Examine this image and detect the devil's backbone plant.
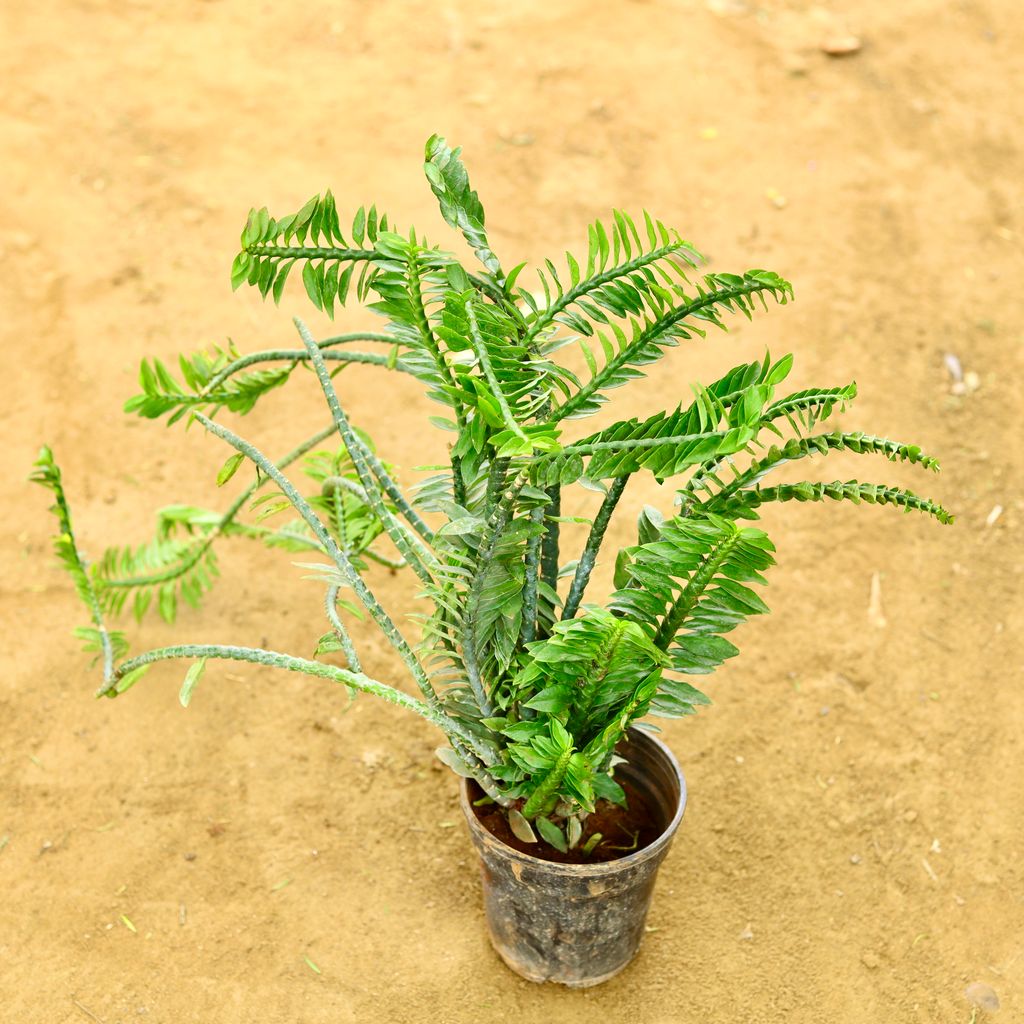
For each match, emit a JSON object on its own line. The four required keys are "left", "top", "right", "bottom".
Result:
{"left": 34, "top": 137, "right": 952, "bottom": 855}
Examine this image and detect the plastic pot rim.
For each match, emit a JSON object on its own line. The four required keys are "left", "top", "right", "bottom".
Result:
{"left": 459, "top": 726, "right": 687, "bottom": 878}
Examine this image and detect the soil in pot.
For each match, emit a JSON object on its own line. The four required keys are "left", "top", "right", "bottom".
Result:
{"left": 466, "top": 774, "right": 666, "bottom": 865}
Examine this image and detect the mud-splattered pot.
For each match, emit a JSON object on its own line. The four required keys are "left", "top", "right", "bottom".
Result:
{"left": 459, "top": 727, "right": 687, "bottom": 987}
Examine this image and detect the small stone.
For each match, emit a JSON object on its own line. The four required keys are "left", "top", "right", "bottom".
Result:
{"left": 985, "top": 504, "right": 1003, "bottom": 527}
{"left": 943, "top": 352, "right": 964, "bottom": 383}
{"left": 904, "top": 810, "right": 918, "bottom": 823}
{"left": 820, "top": 706, "right": 831, "bottom": 716}
{"left": 183, "top": 852, "right": 197, "bottom": 861}
{"left": 821, "top": 34, "right": 862, "bottom": 56}
{"left": 738, "top": 923, "right": 754, "bottom": 941}
{"left": 861, "top": 951, "right": 880, "bottom": 969}
{"left": 850, "top": 854, "right": 862, "bottom": 865}
{"left": 965, "top": 982, "right": 1000, "bottom": 1012}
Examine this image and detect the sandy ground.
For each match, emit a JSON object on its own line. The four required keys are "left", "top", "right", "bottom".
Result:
{"left": 2, "top": 1, "right": 1022, "bottom": 1021}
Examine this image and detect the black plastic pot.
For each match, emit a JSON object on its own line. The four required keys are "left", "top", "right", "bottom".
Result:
{"left": 460, "top": 727, "right": 686, "bottom": 987}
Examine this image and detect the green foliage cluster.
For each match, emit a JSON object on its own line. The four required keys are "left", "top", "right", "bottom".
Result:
{"left": 34, "top": 137, "right": 951, "bottom": 855}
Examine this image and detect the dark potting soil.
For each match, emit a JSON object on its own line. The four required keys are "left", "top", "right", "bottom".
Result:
{"left": 468, "top": 775, "right": 666, "bottom": 865}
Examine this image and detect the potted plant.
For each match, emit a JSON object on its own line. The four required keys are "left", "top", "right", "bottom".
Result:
{"left": 33, "top": 136, "right": 952, "bottom": 987}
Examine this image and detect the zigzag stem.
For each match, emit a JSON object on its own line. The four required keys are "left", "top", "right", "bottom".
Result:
{"left": 561, "top": 474, "right": 629, "bottom": 621}
{"left": 245, "top": 245, "right": 376, "bottom": 263}
{"left": 351, "top": 438, "right": 435, "bottom": 544}
{"left": 538, "top": 484, "right": 561, "bottom": 626}
{"left": 321, "top": 473, "right": 431, "bottom": 553}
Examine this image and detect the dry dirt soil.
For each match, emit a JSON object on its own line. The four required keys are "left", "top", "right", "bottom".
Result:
{"left": 2, "top": 1, "right": 1022, "bottom": 1022}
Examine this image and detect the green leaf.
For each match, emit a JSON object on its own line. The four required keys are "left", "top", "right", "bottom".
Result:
{"left": 536, "top": 816, "right": 568, "bottom": 853}
{"left": 179, "top": 658, "right": 207, "bottom": 708}
{"left": 524, "top": 684, "right": 574, "bottom": 714}
{"left": 216, "top": 452, "right": 245, "bottom": 487}
{"left": 315, "top": 632, "right": 346, "bottom": 655}
{"left": 507, "top": 808, "right": 537, "bottom": 843}
{"left": 424, "top": 134, "right": 502, "bottom": 275}
{"left": 113, "top": 664, "right": 150, "bottom": 695}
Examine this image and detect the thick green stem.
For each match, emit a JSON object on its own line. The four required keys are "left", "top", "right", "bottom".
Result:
{"left": 351, "top": 443, "right": 435, "bottom": 544}
{"left": 561, "top": 475, "right": 629, "bottom": 620}
{"left": 246, "top": 244, "right": 376, "bottom": 263}
{"left": 538, "top": 484, "right": 561, "bottom": 636}
{"left": 484, "top": 456, "right": 510, "bottom": 515}
{"left": 190, "top": 411, "right": 450, "bottom": 731}
{"left": 321, "top": 476, "right": 429, "bottom": 552}
{"left": 294, "top": 318, "right": 439, "bottom": 583}
{"left": 520, "top": 505, "right": 544, "bottom": 644}
{"left": 107, "top": 643, "right": 446, "bottom": 725}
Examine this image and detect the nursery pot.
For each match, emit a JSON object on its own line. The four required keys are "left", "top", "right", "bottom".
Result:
{"left": 460, "top": 727, "right": 686, "bottom": 987}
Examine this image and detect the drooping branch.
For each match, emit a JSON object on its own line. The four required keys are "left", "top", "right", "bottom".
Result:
{"left": 190, "top": 411, "right": 455, "bottom": 733}
{"left": 294, "top": 318, "right": 439, "bottom": 583}
{"left": 109, "top": 643, "right": 446, "bottom": 728}
{"left": 101, "top": 423, "right": 338, "bottom": 591}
